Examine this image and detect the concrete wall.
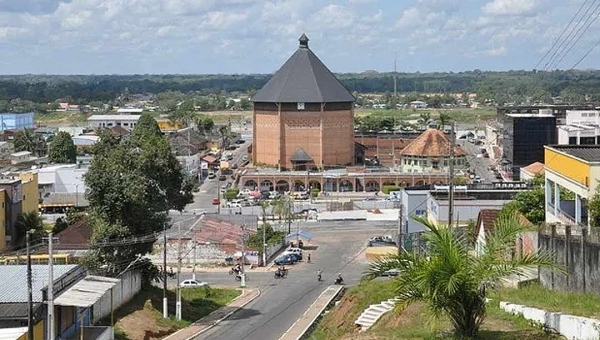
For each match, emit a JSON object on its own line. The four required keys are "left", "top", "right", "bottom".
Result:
{"left": 539, "top": 225, "right": 600, "bottom": 294}
{"left": 92, "top": 270, "right": 142, "bottom": 324}
{"left": 501, "top": 301, "right": 600, "bottom": 340}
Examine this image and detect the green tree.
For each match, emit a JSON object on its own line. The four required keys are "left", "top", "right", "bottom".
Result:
{"left": 417, "top": 112, "right": 432, "bottom": 129}
{"left": 14, "top": 128, "right": 45, "bottom": 156}
{"left": 48, "top": 131, "right": 76, "bottom": 163}
{"left": 363, "top": 213, "right": 557, "bottom": 338}
{"left": 588, "top": 182, "right": 600, "bottom": 228}
{"left": 130, "top": 113, "right": 161, "bottom": 143}
{"left": 505, "top": 175, "right": 545, "bottom": 224}
{"left": 52, "top": 217, "right": 69, "bottom": 235}
{"left": 84, "top": 117, "right": 193, "bottom": 280}
{"left": 15, "top": 211, "right": 45, "bottom": 245}
{"left": 438, "top": 111, "right": 451, "bottom": 129}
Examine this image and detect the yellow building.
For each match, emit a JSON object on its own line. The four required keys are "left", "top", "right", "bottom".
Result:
{"left": 156, "top": 119, "right": 183, "bottom": 133}
{"left": 19, "top": 172, "right": 39, "bottom": 214}
{"left": 544, "top": 145, "right": 600, "bottom": 226}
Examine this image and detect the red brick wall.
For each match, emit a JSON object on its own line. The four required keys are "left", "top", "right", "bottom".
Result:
{"left": 282, "top": 111, "right": 323, "bottom": 168}
{"left": 321, "top": 110, "right": 354, "bottom": 166}
{"left": 254, "top": 111, "right": 280, "bottom": 166}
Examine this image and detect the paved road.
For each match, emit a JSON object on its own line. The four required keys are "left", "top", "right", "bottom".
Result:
{"left": 183, "top": 221, "right": 394, "bottom": 340}
{"left": 457, "top": 140, "right": 497, "bottom": 183}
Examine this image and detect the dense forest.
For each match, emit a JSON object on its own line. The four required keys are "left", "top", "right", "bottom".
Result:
{"left": 1, "top": 69, "right": 600, "bottom": 109}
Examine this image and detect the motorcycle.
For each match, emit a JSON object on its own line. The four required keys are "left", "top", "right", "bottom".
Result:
{"left": 229, "top": 267, "right": 241, "bottom": 275}
{"left": 334, "top": 276, "right": 344, "bottom": 285}
{"left": 317, "top": 273, "right": 322, "bottom": 281}
{"left": 234, "top": 273, "right": 249, "bottom": 282}
{"left": 274, "top": 269, "right": 288, "bottom": 279}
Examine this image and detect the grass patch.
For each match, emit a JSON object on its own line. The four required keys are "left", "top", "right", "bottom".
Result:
{"left": 35, "top": 111, "right": 88, "bottom": 123}
{"left": 494, "top": 283, "right": 600, "bottom": 319}
{"left": 310, "top": 280, "right": 562, "bottom": 340}
{"left": 355, "top": 107, "right": 497, "bottom": 123}
{"left": 105, "top": 285, "right": 240, "bottom": 340}
{"left": 311, "top": 279, "right": 397, "bottom": 339}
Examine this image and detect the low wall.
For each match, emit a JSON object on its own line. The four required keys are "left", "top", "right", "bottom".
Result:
{"left": 92, "top": 270, "right": 142, "bottom": 323}
{"left": 500, "top": 301, "right": 600, "bottom": 340}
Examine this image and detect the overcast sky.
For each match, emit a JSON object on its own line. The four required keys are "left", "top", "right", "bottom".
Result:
{"left": 0, "top": 0, "right": 597, "bottom": 74}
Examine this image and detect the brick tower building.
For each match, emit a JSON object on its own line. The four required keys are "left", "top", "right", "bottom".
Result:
{"left": 252, "top": 34, "right": 355, "bottom": 170}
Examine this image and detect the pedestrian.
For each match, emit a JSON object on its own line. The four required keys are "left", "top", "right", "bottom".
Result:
{"left": 307, "top": 253, "right": 311, "bottom": 263}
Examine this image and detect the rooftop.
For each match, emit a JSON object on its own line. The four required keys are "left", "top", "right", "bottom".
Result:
{"left": 88, "top": 115, "right": 141, "bottom": 121}
{"left": 546, "top": 145, "right": 600, "bottom": 163}
{"left": 54, "top": 275, "right": 119, "bottom": 308}
{"left": 0, "top": 265, "right": 79, "bottom": 303}
{"left": 505, "top": 113, "right": 555, "bottom": 118}
{"left": 399, "top": 129, "right": 466, "bottom": 157}
{"left": 252, "top": 34, "right": 355, "bottom": 103}
{"left": 521, "top": 161, "right": 545, "bottom": 176}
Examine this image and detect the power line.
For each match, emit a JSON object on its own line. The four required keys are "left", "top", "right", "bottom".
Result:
{"left": 535, "top": 0, "right": 592, "bottom": 69}
{"left": 554, "top": 4, "right": 600, "bottom": 68}
{"left": 571, "top": 38, "right": 600, "bottom": 69}
{"left": 545, "top": 0, "right": 600, "bottom": 69}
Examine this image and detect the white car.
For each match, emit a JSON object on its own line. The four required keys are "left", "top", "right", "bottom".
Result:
{"left": 227, "top": 202, "right": 242, "bottom": 208}
{"left": 180, "top": 279, "right": 209, "bottom": 288}
{"left": 282, "top": 247, "right": 303, "bottom": 257}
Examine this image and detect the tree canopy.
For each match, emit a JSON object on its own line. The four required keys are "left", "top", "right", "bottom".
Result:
{"left": 84, "top": 117, "right": 193, "bottom": 281}
{"left": 48, "top": 131, "right": 76, "bottom": 163}
{"left": 504, "top": 175, "right": 545, "bottom": 224}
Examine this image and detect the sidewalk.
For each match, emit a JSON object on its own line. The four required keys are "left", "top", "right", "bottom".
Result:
{"left": 164, "top": 288, "right": 261, "bottom": 340}
{"left": 278, "top": 285, "right": 344, "bottom": 340}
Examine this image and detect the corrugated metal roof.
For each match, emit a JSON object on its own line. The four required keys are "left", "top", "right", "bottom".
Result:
{"left": 0, "top": 265, "right": 79, "bottom": 303}
{"left": 0, "top": 303, "right": 40, "bottom": 320}
{"left": 252, "top": 34, "right": 355, "bottom": 103}
{"left": 54, "top": 276, "right": 119, "bottom": 308}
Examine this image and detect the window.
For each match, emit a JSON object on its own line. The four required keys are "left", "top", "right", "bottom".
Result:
{"left": 297, "top": 102, "right": 305, "bottom": 110}
{"left": 124, "top": 123, "right": 129, "bottom": 126}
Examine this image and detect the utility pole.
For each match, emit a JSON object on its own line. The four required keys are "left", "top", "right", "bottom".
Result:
{"left": 217, "top": 183, "right": 221, "bottom": 215}
{"left": 240, "top": 224, "right": 246, "bottom": 288}
{"left": 287, "top": 199, "right": 293, "bottom": 234}
{"left": 192, "top": 239, "right": 197, "bottom": 281}
{"left": 448, "top": 122, "right": 456, "bottom": 228}
{"left": 393, "top": 52, "right": 397, "bottom": 107}
{"left": 47, "top": 232, "right": 55, "bottom": 340}
{"left": 398, "top": 204, "right": 403, "bottom": 255}
{"left": 163, "top": 223, "right": 168, "bottom": 319}
{"left": 262, "top": 220, "right": 267, "bottom": 266}
{"left": 176, "top": 222, "right": 182, "bottom": 320}
{"left": 26, "top": 232, "right": 33, "bottom": 340}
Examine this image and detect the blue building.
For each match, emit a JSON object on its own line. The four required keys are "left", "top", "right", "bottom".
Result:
{"left": 0, "top": 112, "right": 34, "bottom": 132}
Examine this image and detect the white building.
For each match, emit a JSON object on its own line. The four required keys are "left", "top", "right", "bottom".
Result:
{"left": 72, "top": 135, "right": 100, "bottom": 148}
{"left": 565, "top": 109, "right": 600, "bottom": 125}
{"left": 88, "top": 115, "right": 140, "bottom": 130}
{"left": 11, "top": 151, "right": 31, "bottom": 165}
{"left": 557, "top": 109, "right": 600, "bottom": 145}
{"left": 0, "top": 142, "right": 11, "bottom": 160}
{"left": 399, "top": 129, "right": 467, "bottom": 173}
{"left": 36, "top": 164, "right": 87, "bottom": 198}
{"left": 116, "top": 108, "right": 143, "bottom": 114}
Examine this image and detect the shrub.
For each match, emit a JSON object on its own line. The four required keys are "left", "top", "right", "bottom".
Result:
{"left": 382, "top": 185, "right": 401, "bottom": 194}
{"left": 224, "top": 189, "right": 239, "bottom": 200}
{"left": 311, "top": 188, "right": 320, "bottom": 197}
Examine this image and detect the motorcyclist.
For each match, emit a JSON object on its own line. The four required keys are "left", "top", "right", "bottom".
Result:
{"left": 335, "top": 273, "right": 344, "bottom": 284}
{"left": 234, "top": 263, "right": 242, "bottom": 274}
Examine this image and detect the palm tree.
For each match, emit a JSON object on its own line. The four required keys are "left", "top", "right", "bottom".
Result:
{"left": 15, "top": 211, "right": 45, "bottom": 246}
{"left": 14, "top": 128, "right": 40, "bottom": 155}
{"left": 438, "top": 112, "right": 451, "bottom": 130}
{"left": 417, "top": 112, "right": 431, "bottom": 130}
{"left": 363, "top": 211, "right": 558, "bottom": 338}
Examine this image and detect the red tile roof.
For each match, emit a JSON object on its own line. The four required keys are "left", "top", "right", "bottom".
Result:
{"left": 55, "top": 217, "right": 92, "bottom": 250}
{"left": 202, "top": 155, "right": 217, "bottom": 164}
{"left": 193, "top": 216, "right": 256, "bottom": 253}
{"left": 399, "top": 129, "right": 466, "bottom": 157}
{"left": 522, "top": 162, "right": 545, "bottom": 176}
{"left": 474, "top": 209, "right": 533, "bottom": 240}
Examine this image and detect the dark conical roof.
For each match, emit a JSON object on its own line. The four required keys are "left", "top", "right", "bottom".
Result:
{"left": 252, "top": 34, "right": 355, "bottom": 103}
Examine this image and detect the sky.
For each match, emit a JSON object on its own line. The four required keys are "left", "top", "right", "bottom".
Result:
{"left": 0, "top": 0, "right": 598, "bottom": 74}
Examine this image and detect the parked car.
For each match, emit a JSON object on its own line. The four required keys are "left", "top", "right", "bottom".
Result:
{"left": 380, "top": 269, "right": 401, "bottom": 277}
{"left": 227, "top": 202, "right": 242, "bottom": 208}
{"left": 212, "top": 198, "right": 220, "bottom": 205}
{"left": 282, "top": 247, "right": 303, "bottom": 259}
{"left": 180, "top": 279, "right": 209, "bottom": 288}
{"left": 364, "top": 197, "right": 378, "bottom": 201}
{"left": 231, "top": 164, "right": 239, "bottom": 170}
{"left": 207, "top": 172, "right": 216, "bottom": 179}
{"left": 269, "top": 192, "right": 281, "bottom": 199}
{"left": 219, "top": 175, "right": 227, "bottom": 181}
{"left": 242, "top": 155, "right": 248, "bottom": 161}
{"left": 274, "top": 255, "right": 298, "bottom": 265}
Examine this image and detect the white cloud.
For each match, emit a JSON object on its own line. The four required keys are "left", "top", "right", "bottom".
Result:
{"left": 488, "top": 46, "right": 507, "bottom": 56}
{"left": 311, "top": 5, "right": 354, "bottom": 29}
{"left": 482, "top": 0, "right": 537, "bottom": 16}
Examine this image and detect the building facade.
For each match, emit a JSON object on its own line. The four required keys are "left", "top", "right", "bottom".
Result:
{"left": 252, "top": 34, "right": 355, "bottom": 170}
{"left": 399, "top": 129, "right": 467, "bottom": 173}
{"left": 0, "top": 112, "right": 34, "bottom": 132}
{"left": 544, "top": 145, "right": 600, "bottom": 226}
{"left": 501, "top": 113, "right": 557, "bottom": 180}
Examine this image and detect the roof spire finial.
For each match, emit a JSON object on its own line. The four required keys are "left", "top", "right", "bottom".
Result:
{"left": 299, "top": 33, "right": 309, "bottom": 49}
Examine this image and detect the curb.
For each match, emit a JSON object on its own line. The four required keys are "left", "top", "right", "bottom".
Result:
{"left": 185, "top": 288, "right": 261, "bottom": 340}
{"left": 164, "top": 288, "right": 261, "bottom": 340}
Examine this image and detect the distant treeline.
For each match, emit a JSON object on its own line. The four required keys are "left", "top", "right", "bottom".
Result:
{"left": 1, "top": 70, "right": 600, "bottom": 105}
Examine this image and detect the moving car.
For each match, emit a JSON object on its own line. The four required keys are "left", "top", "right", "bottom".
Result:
{"left": 208, "top": 172, "right": 216, "bottom": 179}
{"left": 180, "top": 279, "right": 209, "bottom": 288}
{"left": 212, "top": 198, "right": 220, "bottom": 205}
{"left": 219, "top": 175, "right": 227, "bottom": 181}
{"left": 227, "top": 201, "right": 242, "bottom": 208}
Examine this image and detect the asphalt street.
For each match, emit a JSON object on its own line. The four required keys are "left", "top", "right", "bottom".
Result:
{"left": 182, "top": 221, "right": 395, "bottom": 340}
{"left": 457, "top": 139, "right": 497, "bottom": 183}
